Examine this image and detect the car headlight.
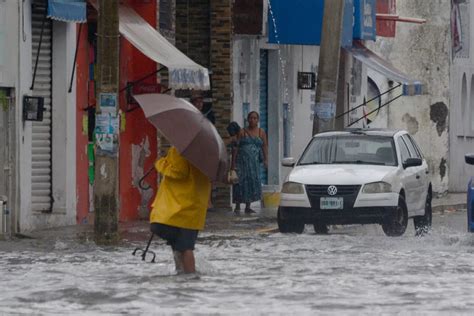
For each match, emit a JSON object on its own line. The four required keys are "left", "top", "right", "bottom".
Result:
{"left": 281, "top": 182, "right": 305, "bottom": 194}
{"left": 363, "top": 182, "right": 392, "bottom": 194}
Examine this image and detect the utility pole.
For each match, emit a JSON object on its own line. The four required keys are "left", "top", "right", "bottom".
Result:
{"left": 94, "top": 0, "right": 120, "bottom": 243}
{"left": 312, "top": 0, "right": 345, "bottom": 135}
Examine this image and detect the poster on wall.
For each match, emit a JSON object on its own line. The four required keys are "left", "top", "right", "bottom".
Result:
{"left": 451, "top": 0, "right": 470, "bottom": 59}
{"left": 99, "top": 92, "right": 118, "bottom": 117}
{"left": 95, "top": 114, "right": 119, "bottom": 153}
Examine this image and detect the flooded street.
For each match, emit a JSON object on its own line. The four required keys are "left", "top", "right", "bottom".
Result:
{"left": 1, "top": 211, "right": 474, "bottom": 314}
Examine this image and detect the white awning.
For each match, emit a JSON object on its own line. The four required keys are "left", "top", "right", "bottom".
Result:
{"left": 345, "top": 41, "right": 424, "bottom": 96}
{"left": 89, "top": 1, "right": 210, "bottom": 90}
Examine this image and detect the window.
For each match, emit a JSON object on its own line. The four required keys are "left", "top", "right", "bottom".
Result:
{"left": 299, "top": 135, "right": 397, "bottom": 166}
{"left": 365, "top": 77, "right": 382, "bottom": 124}
{"left": 397, "top": 138, "right": 410, "bottom": 162}
{"left": 401, "top": 135, "right": 419, "bottom": 159}
{"left": 460, "top": 73, "right": 467, "bottom": 136}
{"left": 159, "top": 0, "right": 172, "bottom": 31}
{"left": 406, "top": 134, "right": 424, "bottom": 159}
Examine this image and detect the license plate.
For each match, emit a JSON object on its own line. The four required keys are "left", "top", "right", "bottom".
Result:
{"left": 320, "top": 197, "right": 343, "bottom": 209}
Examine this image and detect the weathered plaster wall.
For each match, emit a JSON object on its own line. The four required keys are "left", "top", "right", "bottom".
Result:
{"left": 369, "top": 0, "right": 451, "bottom": 194}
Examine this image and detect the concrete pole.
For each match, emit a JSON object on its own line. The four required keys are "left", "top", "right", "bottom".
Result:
{"left": 94, "top": 0, "right": 120, "bottom": 243}
{"left": 312, "top": 0, "right": 345, "bottom": 135}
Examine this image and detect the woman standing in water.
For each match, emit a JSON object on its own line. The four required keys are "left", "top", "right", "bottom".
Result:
{"left": 232, "top": 111, "right": 268, "bottom": 213}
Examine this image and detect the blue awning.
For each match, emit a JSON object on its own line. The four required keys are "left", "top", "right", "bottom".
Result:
{"left": 47, "top": 0, "right": 87, "bottom": 23}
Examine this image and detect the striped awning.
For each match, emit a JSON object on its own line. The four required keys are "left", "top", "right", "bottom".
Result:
{"left": 47, "top": 0, "right": 87, "bottom": 23}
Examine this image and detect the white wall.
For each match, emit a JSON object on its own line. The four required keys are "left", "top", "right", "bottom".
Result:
{"left": 9, "top": 0, "right": 77, "bottom": 231}
{"left": 448, "top": 1, "right": 474, "bottom": 192}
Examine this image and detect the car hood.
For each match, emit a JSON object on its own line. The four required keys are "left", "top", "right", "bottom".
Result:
{"left": 288, "top": 164, "right": 397, "bottom": 185}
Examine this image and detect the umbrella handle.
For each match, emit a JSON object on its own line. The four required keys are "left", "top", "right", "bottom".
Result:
{"left": 139, "top": 166, "right": 156, "bottom": 190}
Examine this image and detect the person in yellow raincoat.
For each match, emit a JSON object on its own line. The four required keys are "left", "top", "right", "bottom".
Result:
{"left": 150, "top": 146, "right": 211, "bottom": 274}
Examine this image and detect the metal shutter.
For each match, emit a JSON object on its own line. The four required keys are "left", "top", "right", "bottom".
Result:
{"left": 31, "top": 1, "right": 52, "bottom": 212}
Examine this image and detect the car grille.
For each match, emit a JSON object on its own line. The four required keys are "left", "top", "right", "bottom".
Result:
{"left": 305, "top": 185, "right": 361, "bottom": 210}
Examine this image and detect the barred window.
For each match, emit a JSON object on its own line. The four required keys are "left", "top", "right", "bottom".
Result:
{"left": 159, "top": 0, "right": 172, "bottom": 31}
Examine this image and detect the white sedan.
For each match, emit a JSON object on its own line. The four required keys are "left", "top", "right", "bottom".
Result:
{"left": 278, "top": 129, "right": 432, "bottom": 237}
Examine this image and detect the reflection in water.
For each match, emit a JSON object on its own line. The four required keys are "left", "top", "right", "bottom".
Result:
{"left": 1, "top": 224, "right": 474, "bottom": 314}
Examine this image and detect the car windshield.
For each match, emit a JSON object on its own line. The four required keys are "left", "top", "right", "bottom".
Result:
{"left": 298, "top": 135, "right": 397, "bottom": 166}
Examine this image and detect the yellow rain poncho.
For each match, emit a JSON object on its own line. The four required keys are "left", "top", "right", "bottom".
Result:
{"left": 150, "top": 147, "right": 211, "bottom": 230}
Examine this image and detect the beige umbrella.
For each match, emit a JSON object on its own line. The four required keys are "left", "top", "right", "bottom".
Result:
{"left": 134, "top": 93, "right": 228, "bottom": 182}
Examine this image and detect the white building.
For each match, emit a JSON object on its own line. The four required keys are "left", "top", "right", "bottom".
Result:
{"left": 0, "top": 0, "right": 80, "bottom": 237}
{"left": 449, "top": 0, "right": 474, "bottom": 192}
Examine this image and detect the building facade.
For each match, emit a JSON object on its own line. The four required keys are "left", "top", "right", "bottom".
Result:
{"left": 450, "top": 0, "right": 474, "bottom": 192}
{"left": 232, "top": 0, "right": 453, "bottom": 197}
{"left": 0, "top": 0, "right": 79, "bottom": 236}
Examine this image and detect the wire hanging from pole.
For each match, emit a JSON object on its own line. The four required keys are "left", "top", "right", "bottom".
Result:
{"left": 347, "top": 93, "right": 404, "bottom": 127}
{"left": 336, "top": 83, "right": 402, "bottom": 120}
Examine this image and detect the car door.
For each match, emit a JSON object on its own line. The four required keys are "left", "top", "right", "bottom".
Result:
{"left": 404, "top": 134, "right": 429, "bottom": 211}
{"left": 396, "top": 136, "right": 418, "bottom": 213}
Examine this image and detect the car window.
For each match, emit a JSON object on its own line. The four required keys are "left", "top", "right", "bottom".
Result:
{"left": 406, "top": 134, "right": 424, "bottom": 159}
{"left": 397, "top": 138, "right": 411, "bottom": 162}
{"left": 401, "top": 135, "right": 420, "bottom": 159}
{"left": 298, "top": 135, "right": 397, "bottom": 166}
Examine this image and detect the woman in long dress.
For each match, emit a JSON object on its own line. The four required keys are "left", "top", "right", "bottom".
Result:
{"left": 232, "top": 111, "right": 268, "bottom": 213}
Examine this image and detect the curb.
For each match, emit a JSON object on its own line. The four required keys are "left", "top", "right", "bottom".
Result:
{"left": 432, "top": 203, "right": 467, "bottom": 214}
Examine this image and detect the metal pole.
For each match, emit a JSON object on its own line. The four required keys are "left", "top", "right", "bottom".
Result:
{"left": 312, "top": 0, "right": 345, "bottom": 135}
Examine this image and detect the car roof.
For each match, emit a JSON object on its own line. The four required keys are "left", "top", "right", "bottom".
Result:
{"left": 314, "top": 128, "right": 404, "bottom": 138}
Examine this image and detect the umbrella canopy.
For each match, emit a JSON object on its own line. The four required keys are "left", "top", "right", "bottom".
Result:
{"left": 134, "top": 94, "right": 228, "bottom": 182}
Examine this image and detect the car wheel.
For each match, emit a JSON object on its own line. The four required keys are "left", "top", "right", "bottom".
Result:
{"left": 313, "top": 223, "right": 329, "bottom": 234}
{"left": 277, "top": 208, "right": 304, "bottom": 234}
{"left": 414, "top": 191, "right": 432, "bottom": 236}
{"left": 382, "top": 195, "right": 408, "bottom": 237}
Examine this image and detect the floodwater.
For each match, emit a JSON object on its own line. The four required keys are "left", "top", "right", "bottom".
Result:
{"left": 1, "top": 211, "right": 474, "bottom": 314}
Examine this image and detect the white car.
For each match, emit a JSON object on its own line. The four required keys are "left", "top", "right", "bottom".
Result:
{"left": 278, "top": 129, "right": 432, "bottom": 237}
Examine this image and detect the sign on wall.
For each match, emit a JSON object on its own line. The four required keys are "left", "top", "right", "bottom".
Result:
{"left": 376, "top": 0, "right": 396, "bottom": 37}
{"left": 353, "top": 0, "right": 377, "bottom": 41}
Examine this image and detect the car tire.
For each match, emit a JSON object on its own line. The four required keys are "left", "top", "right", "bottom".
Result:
{"left": 313, "top": 223, "right": 329, "bottom": 234}
{"left": 414, "top": 191, "right": 432, "bottom": 236}
{"left": 382, "top": 195, "right": 408, "bottom": 237}
{"left": 277, "top": 208, "right": 305, "bottom": 234}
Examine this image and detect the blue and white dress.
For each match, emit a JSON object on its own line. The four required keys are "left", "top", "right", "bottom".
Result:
{"left": 235, "top": 130, "right": 264, "bottom": 203}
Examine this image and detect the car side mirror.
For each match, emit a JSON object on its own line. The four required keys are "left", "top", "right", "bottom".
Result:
{"left": 282, "top": 157, "right": 295, "bottom": 167}
{"left": 403, "top": 157, "right": 422, "bottom": 169}
{"left": 466, "top": 154, "right": 474, "bottom": 165}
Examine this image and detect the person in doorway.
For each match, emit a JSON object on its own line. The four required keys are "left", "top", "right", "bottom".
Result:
{"left": 190, "top": 91, "right": 216, "bottom": 124}
{"left": 149, "top": 146, "right": 211, "bottom": 274}
{"left": 190, "top": 90, "right": 215, "bottom": 211}
{"left": 226, "top": 121, "right": 242, "bottom": 211}
{"left": 232, "top": 111, "right": 268, "bottom": 214}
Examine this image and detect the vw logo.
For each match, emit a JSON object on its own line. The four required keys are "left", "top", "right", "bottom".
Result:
{"left": 327, "top": 185, "right": 338, "bottom": 196}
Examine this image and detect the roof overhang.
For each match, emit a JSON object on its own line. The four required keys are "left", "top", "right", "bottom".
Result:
{"left": 345, "top": 41, "right": 424, "bottom": 96}
{"left": 89, "top": 1, "right": 210, "bottom": 90}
